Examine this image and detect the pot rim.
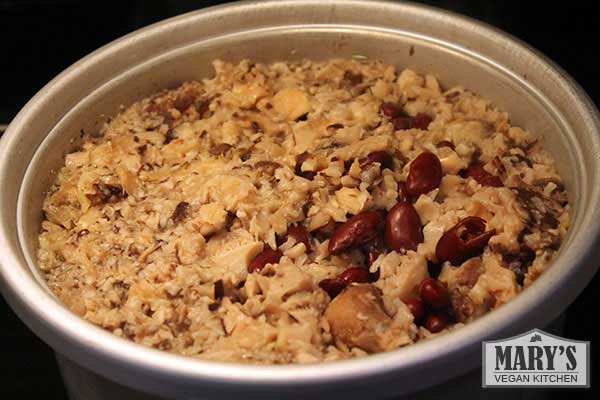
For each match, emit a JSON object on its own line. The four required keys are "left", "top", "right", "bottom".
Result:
{"left": 1, "top": 0, "right": 599, "bottom": 395}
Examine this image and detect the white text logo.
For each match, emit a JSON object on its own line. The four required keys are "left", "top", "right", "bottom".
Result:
{"left": 482, "top": 329, "right": 589, "bottom": 388}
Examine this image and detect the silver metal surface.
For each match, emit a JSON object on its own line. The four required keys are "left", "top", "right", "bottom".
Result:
{"left": 0, "top": 1, "right": 599, "bottom": 399}
{"left": 57, "top": 317, "right": 567, "bottom": 400}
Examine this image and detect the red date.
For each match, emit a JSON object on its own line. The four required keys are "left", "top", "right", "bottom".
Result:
{"left": 247, "top": 248, "right": 282, "bottom": 273}
{"left": 384, "top": 202, "right": 423, "bottom": 252}
{"left": 405, "top": 152, "right": 443, "bottom": 197}
{"left": 465, "top": 163, "right": 503, "bottom": 187}
{"left": 435, "top": 217, "right": 496, "bottom": 265}
{"left": 328, "top": 211, "right": 382, "bottom": 254}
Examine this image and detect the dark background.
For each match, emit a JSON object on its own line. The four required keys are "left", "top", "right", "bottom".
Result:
{"left": 0, "top": 0, "right": 597, "bottom": 398}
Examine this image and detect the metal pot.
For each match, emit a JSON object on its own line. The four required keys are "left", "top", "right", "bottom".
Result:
{"left": 1, "top": 1, "right": 599, "bottom": 399}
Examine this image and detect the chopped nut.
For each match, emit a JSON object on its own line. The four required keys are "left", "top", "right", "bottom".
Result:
{"left": 87, "top": 183, "right": 128, "bottom": 206}
{"left": 171, "top": 201, "right": 190, "bottom": 224}
{"left": 324, "top": 284, "right": 391, "bottom": 353}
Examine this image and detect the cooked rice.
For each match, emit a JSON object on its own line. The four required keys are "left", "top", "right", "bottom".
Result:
{"left": 38, "top": 59, "right": 569, "bottom": 363}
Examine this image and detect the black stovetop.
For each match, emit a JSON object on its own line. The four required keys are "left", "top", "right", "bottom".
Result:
{"left": 0, "top": 1, "right": 598, "bottom": 398}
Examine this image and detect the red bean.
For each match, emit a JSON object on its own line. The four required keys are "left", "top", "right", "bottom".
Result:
{"left": 328, "top": 211, "right": 382, "bottom": 254}
{"left": 405, "top": 152, "right": 443, "bottom": 197}
{"left": 284, "top": 224, "right": 311, "bottom": 250}
{"left": 404, "top": 298, "right": 425, "bottom": 324}
{"left": 173, "top": 91, "right": 196, "bottom": 112}
{"left": 209, "top": 143, "right": 231, "bottom": 156}
{"left": 465, "top": 163, "right": 503, "bottom": 187}
{"left": 419, "top": 278, "right": 450, "bottom": 310}
{"left": 359, "top": 151, "right": 393, "bottom": 170}
{"left": 380, "top": 102, "right": 403, "bottom": 118}
{"left": 436, "top": 140, "right": 455, "bottom": 150}
{"left": 327, "top": 123, "right": 344, "bottom": 130}
{"left": 88, "top": 183, "right": 128, "bottom": 205}
{"left": 435, "top": 217, "right": 496, "bottom": 265}
{"left": 171, "top": 201, "right": 190, "bottom": 224}
{"left": 247, "top": 248, "right": 282, "bottom": 273}
{"left": 427, "top": 261, "right": 442, "bottom": 279}
{"left": 294, "top": 152, "right": 315, "bottom": 180}
{"left": 254, "top": 161, "right": 282, "bottom": 175}
{"left": 397, "top": 182, "right": 410, "bottom": 203}
{"left": 424, "top": 312, "right": 449, "bottom": 333}
{"left": 369, "top": 268, "right": 380, "bottom": 282}
{"left": 392, "top": 117, "right": 413, "bottom": 131}
{"left": 213, "top": 279, "right": 224, "bottom": 300}
{"left": 384, "top": 202, "right": 423, "bottom": 252}
{"left": 195, "top": 99, "right": 210, "bottom": 117}
{"left": 343, "top": 71, "right": 364, "bottom": 85}
{"left": 319, "top": 266, "right": 371, "bottom": 298}
{"left": 388, "top": 113, "right": 432, "bottom": 131}
{"left": 339, "top": 266, "right": 371, "bottom": 284}
{"left": 362, "top": 234, "right": 385, "bottom": 266}
{"left": 412, "top": 113, "right": 433, "bottom": 130}
{"left": 319, "top": 279, "right": 346, "bottom": 298}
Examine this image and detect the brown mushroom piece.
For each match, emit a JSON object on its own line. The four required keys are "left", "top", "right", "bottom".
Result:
{"left": 324, "top": 284, "right": 392, "bottom": 353}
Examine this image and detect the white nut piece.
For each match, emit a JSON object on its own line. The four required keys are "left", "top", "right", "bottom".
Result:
{"left": 272, "top": 88, "right": 311, "bottom": 120}
{"left": 324, "top": 284, "right": 392, "bottom": 353}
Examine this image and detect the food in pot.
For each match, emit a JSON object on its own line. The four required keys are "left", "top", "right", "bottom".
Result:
{"left": 37, "top": 59, "right": 569, "bottom": 363}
